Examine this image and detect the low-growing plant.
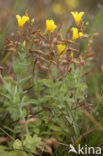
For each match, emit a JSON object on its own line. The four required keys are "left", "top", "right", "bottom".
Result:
{"left": 0, "top": 11, "right": 103, "bottom": 156}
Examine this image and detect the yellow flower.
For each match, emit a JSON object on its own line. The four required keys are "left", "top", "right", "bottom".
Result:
{"left": 71, "top": 11, "right": 84, "bottom": 25}
{"left": 16, "top": 15, "right": 29, "bottom": 28}
{"left": 22, "top": 40, "right": 26, "bottom": 48}
{"left": 72, "top": 27, "right": 84, "bottom": 40}
{"left": 46, "top": 20, "right": 57, "bottom": 33}
{"left": 57, "top": 44, "right": 66, "bottom": 58}
{"left": 70, "top": 52, "right": 73, "bottom": 59}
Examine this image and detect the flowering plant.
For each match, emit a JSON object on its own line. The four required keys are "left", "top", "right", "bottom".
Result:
{"left": 0, "top": 11, "right": 102, "bottom": 156}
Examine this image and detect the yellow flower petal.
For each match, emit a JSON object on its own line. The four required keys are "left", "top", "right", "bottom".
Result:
{"left": 72, "top": 27, "right": 79, "bottom": 40}
{"left": 79, "top": 32, "right": 84, "bottom": 37}
{"left": 16, "top": 15, "right": 22, "bottom": 27}
{"left": 46, "top": 20, "right": 57, "bottom": 33}
{"left": 72, "top": 27, "right": 84, "bottom": 40}
{"left": 57, "top": 44, "right": 66, "bottom": 54}
{"left": 71, "top": 11, "right": 84, "bottom": 24}
{"left": 70, "top": 52, "right": 73, "bottom": 59}
{"left": 57, "top": 44, "right": 67, "bottom": 58}
{"left": 16, "top": 15, "right": 29, "bottom": 28}
{"left": 22, "top": 16, "right": 29, "bottom": 24}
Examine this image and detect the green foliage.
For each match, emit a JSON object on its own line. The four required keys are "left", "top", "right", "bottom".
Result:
{"left": 0, "top": 49, "right": 87, "bottom": 155}
{"left": 1, "top": 80, "right": 27, "bottom": 121}
{"left": 13, "top": 134, "right": 41, "bottom": 154}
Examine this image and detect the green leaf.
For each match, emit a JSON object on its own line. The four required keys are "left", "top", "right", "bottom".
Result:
{"left": 65, "top": 103, "right": 80, "bottom": 138}
{"left": 23, "top": 134, "right": 41, "bottom": 154}
{"left": 13, "top": 139, "right": 23, "bottom": 150}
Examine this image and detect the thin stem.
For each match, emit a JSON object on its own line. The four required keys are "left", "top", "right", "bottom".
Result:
{"left": 0, "top": 127, "right": 14, "bottom": 141}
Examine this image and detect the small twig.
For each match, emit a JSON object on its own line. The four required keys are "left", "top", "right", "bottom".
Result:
{"left": 57, "top": 142, "right": 69, "bottom": 147}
